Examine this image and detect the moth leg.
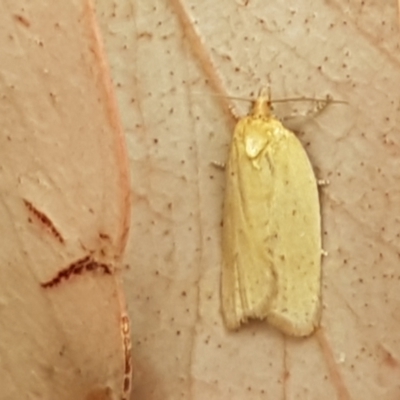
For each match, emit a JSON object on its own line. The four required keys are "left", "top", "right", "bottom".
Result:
{"left": 211, "top": 161, "right": 226, "bottom": 170}
{"left": 317, "top": 178, "right": 330, "bottom": 186}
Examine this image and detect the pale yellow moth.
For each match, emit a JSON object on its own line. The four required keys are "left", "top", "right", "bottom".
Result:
{"left": 221, "top": 94, "right": 322, "bottom": 337}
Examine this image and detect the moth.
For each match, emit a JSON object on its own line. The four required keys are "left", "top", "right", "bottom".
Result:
{"left": 221, "top": 94, "right": 322, "bottom": 337}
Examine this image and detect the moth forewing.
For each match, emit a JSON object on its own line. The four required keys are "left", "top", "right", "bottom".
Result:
{"left": 221, "top": 96, "right": 322, "bottom": 337}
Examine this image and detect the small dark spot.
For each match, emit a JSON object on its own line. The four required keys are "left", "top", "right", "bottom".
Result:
{"left": 14, "top": 14, "right": 30, "bottom": 27}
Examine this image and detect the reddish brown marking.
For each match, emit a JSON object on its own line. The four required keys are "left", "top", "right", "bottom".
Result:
{"left": 24, "top": 200, "right": 64, "bottom": 244}
{"left": 379, "top": 345, "right": 399, "bottom": 369}
{"left": 99, "top": 232, "right": 111, "bottom": 240}
{"left": 282, "top": 338, "right": 288, "bottom": 400}
{"left": 121, "top": 314, "right": 132, "bottom": 397}
{"left": 14, "top": 14, "right": 30, "bottom": 27}
{"left": 123, "top": 376, "right": 130, "bottom": 392}
{"left": 41, "top": 256, "right": 112, "bottom": 288}
{"left": 384, "top": 351, "right": 398, "bottom": 368}
{"left": 316, "top": 329, "right": 351, "bottom": 400}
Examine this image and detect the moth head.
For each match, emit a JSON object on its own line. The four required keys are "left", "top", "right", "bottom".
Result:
{"left": 251, "top": 88, "right": 273, "bottom": 118}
